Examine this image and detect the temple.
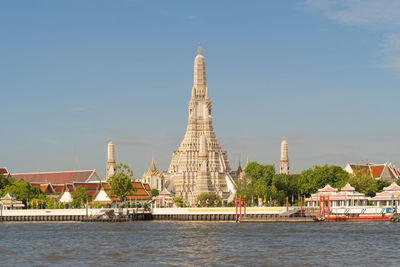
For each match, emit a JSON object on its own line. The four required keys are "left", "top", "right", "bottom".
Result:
{"left": 106, "top": 138, "right": 116, "bottom": 180}
{"left": 142, "top": 154, "right": 164, "bottom": 192}
{"left": 280, "top": 137, "right": 289, "bottom": 175}
{"left": 344, "top": 162, "right": 400, "bottom": 182}
{"left": 164, "top": 44, "right": 236, "bottom": 205}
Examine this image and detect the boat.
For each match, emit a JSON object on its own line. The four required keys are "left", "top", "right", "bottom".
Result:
{"left": 315, "top": 207, "right": 395, "bottom": 222}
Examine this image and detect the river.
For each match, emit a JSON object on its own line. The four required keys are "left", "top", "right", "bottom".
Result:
{"left": 0, "top": 221, "right": 397, "bottom": 266}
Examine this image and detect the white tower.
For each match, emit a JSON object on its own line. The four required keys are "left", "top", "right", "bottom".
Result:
{"left": 106, "top": 138, "right": 116, "bottom": 180}
{"left": 280, "top": 137, "right": 289, "bottom": 175}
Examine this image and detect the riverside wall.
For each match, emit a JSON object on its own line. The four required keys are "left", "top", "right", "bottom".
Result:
{"left": 0, "top": 207, "right": 306, "bottom": 222}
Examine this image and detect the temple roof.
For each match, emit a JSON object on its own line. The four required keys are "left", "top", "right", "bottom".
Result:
{"left": 341, "top": 183, "right": 355, "bottom": 192}
{"left": 318, "top": 184, "right": 338, "bottom": 192}
{"left": 236, "top": 161, "right": 242, "bottom": 173}
{"left": 0, "top": 167, "right": 9, "bottom": 176}
{"left": 143, "top": 155, "right": 159, "bottom": 177}
{"left": 383, "top": 182, "right": 400, "bottom": 192}
{"left": 12, "top": 170, "right": 98, "bottom": 185}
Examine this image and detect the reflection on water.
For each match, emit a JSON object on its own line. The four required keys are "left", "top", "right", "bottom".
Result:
{"left": 0, "top": 221, "right": 398, "bottom": 266}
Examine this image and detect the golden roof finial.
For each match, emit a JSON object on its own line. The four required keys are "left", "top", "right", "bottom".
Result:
{"left": 198, "top": 42, "right": 202, "bottom": 54}
{"left": 109, "top": 137, "right": 112, "bottom": 142}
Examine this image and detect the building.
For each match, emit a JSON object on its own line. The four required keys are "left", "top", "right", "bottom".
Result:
{"left": 151, "top": 187, "right": 174, "bottom": 208}
{"left": 164, "top": 44, "right": 236, "bottom": 205}
{"left": 0, "top": 167, "right": 11, "bottom": 178}
{"left": 106, "top": 138, "right": 116, "bottom": 180}
{"left": 142, "top": 154, "right": 164, "bottom": 192}
{"left": 344, "top": 162, "right": 400, "bottom": 182}
{"left": 306, "top": 183, "right": 368, "bottom": 207}
{"left": 58, "top": 181, "right": 152, "bottom": 205}
{"left": 11, "top": 170, "right": 104, "bottom": 194}
{"left": 371, "top": 182, "right": 400, "bottom": 206}
{"left": 93, "top": 184, "right": 112, "bottom": 204}
{"left": 1, "top": 193, "right": 24, "bottom": 209}
{"left": 280, "top": 137, "right": 289, "bottom": 175}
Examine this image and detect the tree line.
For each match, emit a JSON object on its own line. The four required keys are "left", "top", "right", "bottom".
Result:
{"left": 235, "top": 162, "right": 392, "bottom": 206}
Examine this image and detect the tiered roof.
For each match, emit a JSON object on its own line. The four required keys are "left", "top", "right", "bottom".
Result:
{"left": 0, "top": 167, "right": 10, "bottom": 177}
{"left": 142, "top": 155, "right": 160, "bottom": 178}
{"left": 306, "top": 183, "right": 366, "bottom": 202}
{"left": 318, "top": 184, "right": 338, "bottom": 193}
{"left": 345, "top": 162, "right": 400, "bottom": 181}
{"left": 371, "top": 183, "right": 400, "bottom": 201}
{"left": 31, "top": 183, "right": 55, "bottom": 194}
{"left": 58, "top": 181, "right": 152, "bottom": 203}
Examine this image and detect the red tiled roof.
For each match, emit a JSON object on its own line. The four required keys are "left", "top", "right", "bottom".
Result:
{"left": 73, "top": 183, "right": 101, "bottom": 197}
{"left": 0, "top": 168, "right": 9, "bottom": 175}
{"left": 350, "top": 165, "right": 371, "bottom": 176}
{"left": 52, "top": 185, "right": 64, "bottom": 193}
{"left": 132, "top": 182, "right": 144, "bottom": 189}
{"left": 143, "top": 183, "right": 151, "bottom": 191}
{"left": 370, "top": 166, "right": 384, "bottom": 178}
{"left": 12, "top": 170, "right": 95, "bottom": 184}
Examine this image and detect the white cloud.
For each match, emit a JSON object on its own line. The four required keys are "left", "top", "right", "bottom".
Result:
{"left": 302, "top": 0, "right": 400, "bottom": 74}
{"left": 303, "top": 0, "right": 400, "bottom": 28}
{"left": 46, "top": 139, "right": 61, "bottom": 145}
{"left": 381, "top": 34, "right": 400, "bottom": 70}
{"left": 69, "top": 106, "right": 84, "bottom": 112}
{"left": 184, "top": 15, "right": 197, "bottom": 21}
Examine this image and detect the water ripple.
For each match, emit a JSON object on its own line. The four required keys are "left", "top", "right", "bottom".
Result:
{"left": 1, "top": 221, "right": 399, "bottom": 266}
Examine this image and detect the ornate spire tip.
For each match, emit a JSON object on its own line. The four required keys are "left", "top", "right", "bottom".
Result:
{"left": 198, "top": 42, "right": 202, "bottom": 54}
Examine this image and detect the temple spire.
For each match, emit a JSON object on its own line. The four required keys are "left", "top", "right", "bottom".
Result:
{"left": 245, "top": 155, "right": 250, "bottom": 168}
{"left": 280, "top": 136, "right": 289, "bottom": 175}
{"left": 106, "top": 138, "right": 116, "bottom": 180}
{"left": 193, "top": 43, "right": 207, "bottom": 97}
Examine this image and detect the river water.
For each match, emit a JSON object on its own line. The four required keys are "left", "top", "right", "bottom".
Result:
{"left": 0, "top": 221, "right": 398, "bottom": 266}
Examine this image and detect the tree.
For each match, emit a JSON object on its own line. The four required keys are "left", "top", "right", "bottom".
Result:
{"left": 151, "top": 189, "right": 159, "bottom": 197}
{"left": 109, "top": 163, "right": 134, "bottom": 202}
{"left": 236, "top": 162, "right": 275, "bottom": 202}
{"left": 0, "top": 173, "right": 11, "bottom": 190}
{"left": 71, "top": 187, "right": 91, "bottom": 208}
{"left": 173, "top": 196, "right": 184, "bottom": 207}
{"left": 348, "top": 168, "right": 381, "bottom": 197}
{"left": 197, "top": 192, "right": 221, "bottom": 207}
{"left": 1, "top": 178, "right": 45, "bottom": 206}
{"left": 298, "top": 165, "right": 349, "bottom": 196}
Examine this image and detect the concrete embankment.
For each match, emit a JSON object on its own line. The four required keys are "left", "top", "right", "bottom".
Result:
{"left": 0, "top": 207, "right": 316, "bottom": 222}
{"left": 0, "top": 208, "right": 150, "bottom": 222}
{"left": 151, "top": 207, "right": 315, "bottom": 221}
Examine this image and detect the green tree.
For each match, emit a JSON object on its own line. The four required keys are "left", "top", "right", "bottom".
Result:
{"left": 151, "top": 189, "right": 159, "bottom": 197}
{"left": 109, "top": 163, "right": 134, "bottom": 202}
{"left": 173, "top": 196, "right": 185, "bottom": 207}
{"left": 71, "top": 187, "right": 91, "bottom": 208}
{"left": 298, "top": 165, "right": 349, "bottom": 196}
{"left": 0, "top": 173, "right": 11, "bottom": 190}
{"left": 197, "top": 192, "right": 221, "bottom": 207}
{"left": 236, "top": 162, "right": 275, "bottom": 202}
{"left": 1, "top": 178, "right": 45, "bottom": 206}
{"left": 348, "top": 169, "right": 381, "bottom": 197}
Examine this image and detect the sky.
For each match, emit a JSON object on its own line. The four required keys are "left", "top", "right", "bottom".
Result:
{"left": 1, "top": 0, "right": 400, "bottom": 178}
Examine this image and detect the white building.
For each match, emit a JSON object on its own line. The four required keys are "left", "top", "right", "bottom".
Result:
{"left": 371, "top": 182, "right": 400, "bottom": 206}
{"left": 306, "top": 183, "right": 368, "bottom": 207}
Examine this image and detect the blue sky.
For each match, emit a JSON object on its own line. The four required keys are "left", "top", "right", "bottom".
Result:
{"left": 1, "top": 0, "right": 400, "bottom": 178}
